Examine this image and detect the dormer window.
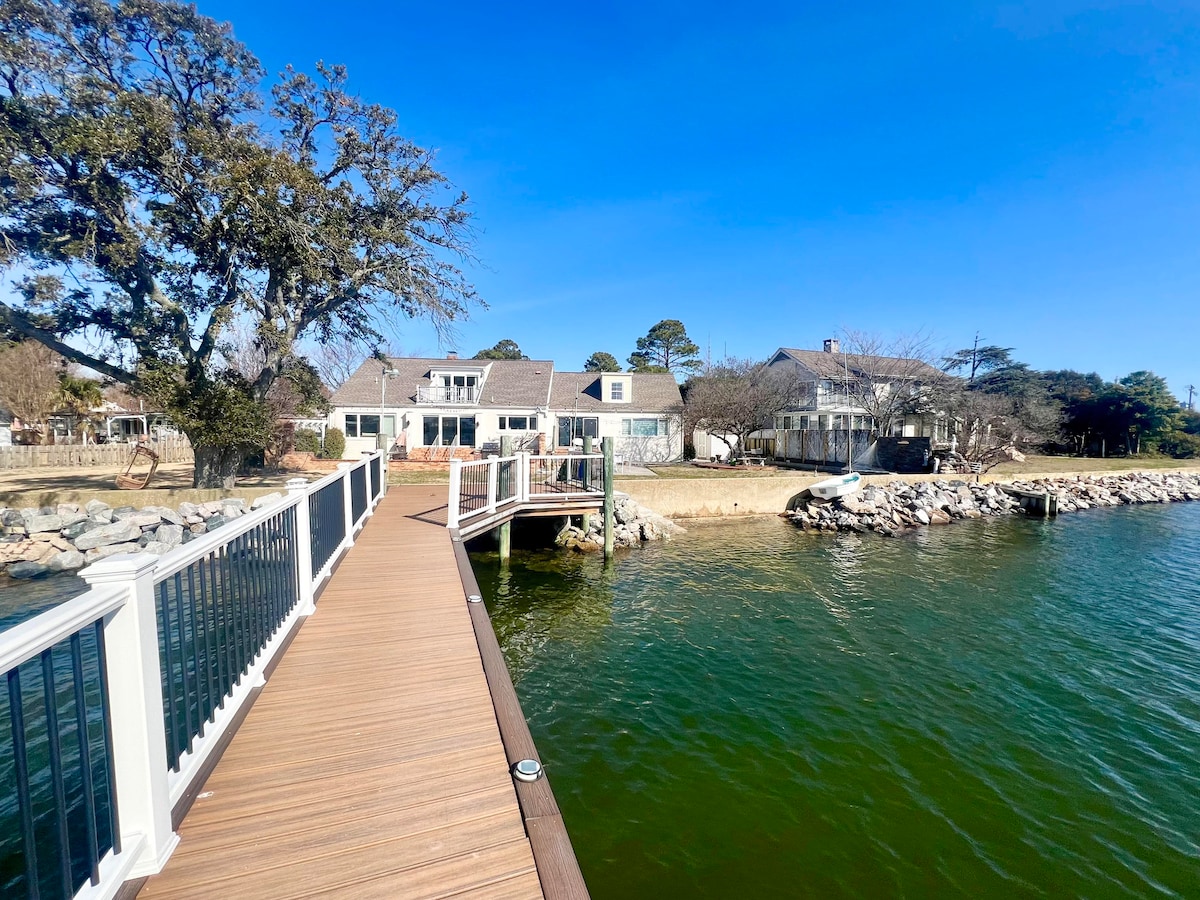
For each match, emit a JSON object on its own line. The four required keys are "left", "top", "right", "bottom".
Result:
{"left": 600, "top": 373, "right": 631, "bottom": 403}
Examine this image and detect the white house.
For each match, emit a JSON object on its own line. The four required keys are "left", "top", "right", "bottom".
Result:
{"left": 765, "top": 339, "right": 951, "bottom": 469}
{"left": 327, "top": 356, "right": 684, "bottom": 464}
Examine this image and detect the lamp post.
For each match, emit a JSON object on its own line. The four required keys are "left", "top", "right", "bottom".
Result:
{"left": 379, "top": 366, "right": 399, "bottom": 450}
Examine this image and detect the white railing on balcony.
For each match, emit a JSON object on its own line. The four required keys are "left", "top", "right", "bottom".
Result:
{"left": 447, "top": 452, "right": 605, "bottom": 531}
{"left": 0, "top": 451, "right": 387, "bottom": 899}
{"left": 416, "top": 385, "right": 479, "bottom": 404}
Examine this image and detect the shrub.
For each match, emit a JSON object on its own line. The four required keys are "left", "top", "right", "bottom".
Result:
{"left": 1153, "top": 430, "right": 1200, "bottom": 459}
{"left": 321, "top": 426, "right": 345, "bottom": 459}
{"left": 294, "top": 428, "right": 321, "bottom": 454}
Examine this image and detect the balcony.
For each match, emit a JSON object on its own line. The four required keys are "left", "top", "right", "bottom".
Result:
{"left": 417, "top": 384, "right": 479, "bottom": 405}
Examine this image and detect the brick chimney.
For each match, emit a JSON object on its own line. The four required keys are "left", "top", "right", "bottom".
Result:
{"left": 823, "top": 338, "right": 840, "bottom": 353}
{"left": 446, "top": 351, "right": 458, "bottom": 359}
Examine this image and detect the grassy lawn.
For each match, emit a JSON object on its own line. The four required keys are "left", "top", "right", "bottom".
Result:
{"left": 387, "top": 468, "right": 450, "bottom": 485}
{"left": 642, "top": 464, "right": 814, "bottom": 479}
{"left": 636, "top": 456, "right": 1200, "bottom": 480}
{"left": 988, "top": 454, "right": 1200, "bottom": 475}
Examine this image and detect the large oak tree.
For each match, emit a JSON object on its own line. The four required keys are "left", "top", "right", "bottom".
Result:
{"left": 0, "top": 0, "right": 478, "bottom": 485}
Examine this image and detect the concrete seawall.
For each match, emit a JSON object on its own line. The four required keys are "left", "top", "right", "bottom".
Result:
{"left": 614, "top": 467, "right": 1200, "bottom": 519}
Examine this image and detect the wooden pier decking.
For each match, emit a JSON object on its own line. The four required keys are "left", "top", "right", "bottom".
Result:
{"left": 139, "top": 485, "right": 544, "bottom": 899}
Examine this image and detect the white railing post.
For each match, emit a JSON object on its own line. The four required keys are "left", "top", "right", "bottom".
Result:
{"left": 80, "top": 553, "right": 180, "bottom": 877}
{"left": 379, "top": 449, "right": 389, "bottom": 500}
{"left": 487, "top": 456, "right": 499, "bottom": 516}
{"left": 447, "top": 458, "right": 462, "bottom": 530}
{"left": 338, "top": 462, "right": 354, "bottom": 547}
{"left": 517, "top": 451, "right": 531, "bottom": 503}
{"left": 287, "top": 478, "right": 315, "bottom": 616}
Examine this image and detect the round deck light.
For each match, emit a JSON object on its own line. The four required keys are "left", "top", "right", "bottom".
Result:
{"left": 512, "top": 759, "right": 543, "bottom": 782}
{"left": 467, "top": 593, "right": 483, "bottom": 603}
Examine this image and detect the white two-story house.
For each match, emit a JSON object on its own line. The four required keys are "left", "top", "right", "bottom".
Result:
{"left": 327, "top": 356, "right": 684, "bottom": 464}
{"left": 765, "top": 339, "right": 950, "bottom": 469}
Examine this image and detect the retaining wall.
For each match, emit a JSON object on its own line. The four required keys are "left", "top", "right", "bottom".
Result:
{"left": 614, "top": 467, "right": 1200, "bottom": 518}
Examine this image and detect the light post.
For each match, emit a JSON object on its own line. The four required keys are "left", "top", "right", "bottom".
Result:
{"left": 379, "top": 366, "right": 399, "bottom": 450}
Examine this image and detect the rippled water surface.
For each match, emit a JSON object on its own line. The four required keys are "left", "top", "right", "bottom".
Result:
{"left": 473, "top": 504, "right": 1200, "bottom": 898}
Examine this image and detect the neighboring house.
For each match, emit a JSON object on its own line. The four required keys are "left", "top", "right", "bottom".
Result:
{"left": 0, "top": 407, "right": 12, "bottom": 447}
{"left": 327, "top": 356, "right": 684, "bottom": 464}
{"left": 765, "top": 339, "right": 951, "bottom": 468}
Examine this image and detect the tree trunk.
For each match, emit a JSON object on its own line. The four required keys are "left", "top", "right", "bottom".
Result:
{"left": 192, "top": 445, "right": 243, "bottom": 489}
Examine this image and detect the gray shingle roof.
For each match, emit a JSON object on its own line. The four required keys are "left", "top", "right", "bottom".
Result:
{"left": 329, "top": 358, "right": 555, "bottom": 408}
{"left": 549, "top": 372, "right": 682, "bottom": 413}
{"left": 772, "top": 348, "right": 944, "bottom": 381}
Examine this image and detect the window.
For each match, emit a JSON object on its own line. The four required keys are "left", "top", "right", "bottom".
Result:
{"left": 421, "top": 415, "right": 476, "bottom": 447}
{"left": 345, "top": 414, "right": 392, "bottom": 437}
{"left": 499, "top": 416, "right": 537, "bottom": 431}
{"left": 610, "top": 382, "right": 624, "bottom": 401}
{"left": 620, "top": 418, "right": 668, "bottom": 437}
{"left": 557, "top": 416, "right": 598, "bottom": 446}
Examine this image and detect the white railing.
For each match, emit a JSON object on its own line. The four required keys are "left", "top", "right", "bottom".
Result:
{"left": 0, "top": 451, "right": 387, "bottom": 899}
{"left": 416, "top": 384, "right": 479, "bottom": 404}
{"left": 447, "top": 452, "right": 605, "bottom": 530}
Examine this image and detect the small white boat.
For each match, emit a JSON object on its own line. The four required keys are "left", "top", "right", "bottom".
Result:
{"left": 809, "top": 472, "right": 862, "bottom": 499}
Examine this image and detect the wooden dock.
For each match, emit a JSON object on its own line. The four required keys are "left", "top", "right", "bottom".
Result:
{"left": 137, "top": 485, "right": 568, "bottom": 899}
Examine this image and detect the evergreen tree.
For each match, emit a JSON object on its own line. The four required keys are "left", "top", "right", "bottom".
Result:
{"left": 628, "top": 320, "right": 700, "bottom": 375}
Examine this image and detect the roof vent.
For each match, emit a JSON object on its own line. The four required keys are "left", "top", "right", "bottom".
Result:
{"left": 447, "top": 351, "right": 458, "bottom": 360}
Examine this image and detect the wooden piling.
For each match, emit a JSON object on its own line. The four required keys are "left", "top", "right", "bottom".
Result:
{"left": 498, "top": 436, "right": 512, "bottom": 561}
{"left": 602, "top": 436, "right": 615, "bottom": 560}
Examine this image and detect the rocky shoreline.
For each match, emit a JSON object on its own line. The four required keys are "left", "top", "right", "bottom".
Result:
{"left": 556, "top": 494, "right": 684, "bottom": 552}
{"left": 785, "top": 472, "right": 1200, "bottom": 535}
{"left": 1, "top": 493, "right": 285, "bottom": 579}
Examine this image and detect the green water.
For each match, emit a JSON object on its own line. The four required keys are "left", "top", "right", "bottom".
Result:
{"left": 472, "top": 505, "right": 1200, "bottom": 898}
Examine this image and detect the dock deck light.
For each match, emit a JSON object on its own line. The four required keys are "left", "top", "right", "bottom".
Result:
{"left": 512, "top": 759, "right": 543, "bottom": 782}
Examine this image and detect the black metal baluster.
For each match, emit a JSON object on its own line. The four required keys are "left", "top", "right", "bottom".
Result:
{"left": 93, "top": 621, "right": 121, "bottom": 855}
{"left": 70, "top": 633, "right": 101, "bottom": 885}
{"left": 195, "top": 559, "right": 212, "bottom": 728}
{"left": 202, "top": 556, "right": 218, "bottom": 719}
{"left": 173, "top": 572, "right": 194, "bottom": 755}
{"left": 157, "top": 581, "right": 179, "bottom": 770}
{"left": 41, "top": 648, "right": 74, "bottom": 900}
{"left": 187, "top": 563, "right": 205, "bottom": 741}
{"left": 8, "top": 667, "right": 40, "bottom": 900}
{"left": 228, "top": 537, "right": 245, "bottom": 682}
{"left": 209, "top": 551, "right": 226, "bottom": 707}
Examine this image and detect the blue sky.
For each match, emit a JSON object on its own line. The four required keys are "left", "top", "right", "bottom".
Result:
{"left": 200, "top": 1, "right": 1200, "bottom": 398}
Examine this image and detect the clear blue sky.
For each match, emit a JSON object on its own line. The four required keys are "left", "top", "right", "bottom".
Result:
{"left": 200, "top": 0, "right": 1200, "bottom": 398}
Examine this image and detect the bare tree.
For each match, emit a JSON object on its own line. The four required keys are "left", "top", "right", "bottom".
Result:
{"left": 837, "top": 330, "right": 951, "bottom": 438}
{"left": 0, "top": 341, "right": 64, "bottom": 443}
{"left": 944, "top": 385, "right": 1060, "bottom": 470}
{"left": 687, "top": 358, "right": 802, "bottom": 455}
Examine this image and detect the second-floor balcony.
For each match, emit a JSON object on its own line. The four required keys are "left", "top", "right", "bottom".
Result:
{"left": 417, "top": 384, "right": 480, "bottom": 405}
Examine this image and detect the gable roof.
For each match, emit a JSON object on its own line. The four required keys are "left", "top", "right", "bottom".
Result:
{"left": 329, "top": 357, "right": 556, "bottom": 408}
{"left": 549, "top": 372, "right": 682, "bottom": 414}
{"left": 770, "top": 347, "right": 944, "bottom": 381}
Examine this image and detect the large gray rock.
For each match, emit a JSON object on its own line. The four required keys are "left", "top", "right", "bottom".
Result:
{"left": 74, "top": 519, "right": 143, "bottom": 551}
{"left": 85, "top": 542, "right": 144, "bottom": 562}
{"left": 123, "top": 512, "right": 163, "bottom": 529}
{"left": 251, "top": 492, "right": 282, "bottom": 509}
{"left": 155, "top": 523, "right": 184, "bottom": 547}
{"left": 204, "top": 514, "right": 228, "bottom": 532}
{"left": 7, "top": 560, "right": 50, "bottom": 579}
{"left": 24, "top": 514, "right": 65, "bottom": 534}
{"left": 141, "top": 505, "right": 184, "bottom": 526}
{"left": 177, "top": 501, "right": 200, "bottom": 518}
{"left": 45, "top": 549, "right": 86, "bottom": 572}
{"left": 85, "top": 499, "right": 111, "bottom": 515}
